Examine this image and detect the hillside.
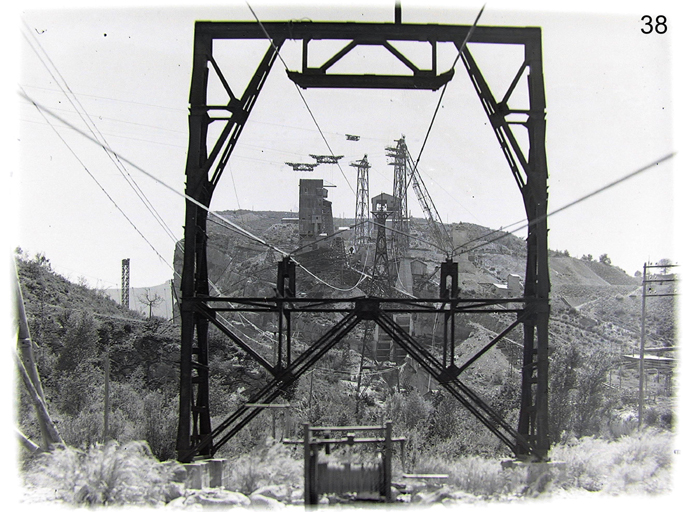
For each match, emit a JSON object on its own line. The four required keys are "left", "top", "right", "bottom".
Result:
{"left": 15, "top": 250, "right": 182, "bottom": 460}
{"left": 16, "top": 211, "right": 674, "bottom": 468}
{"left": 178, "top": 210, "right": 672, "bottom": 428}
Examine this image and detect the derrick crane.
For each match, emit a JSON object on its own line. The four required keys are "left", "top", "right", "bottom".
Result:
{"left": 385, "top": 138, "right": 409, "bottom": 257}
{"left": 387, "top": 136, "right": 452, "bottom": 254}
{"left": 406, "top": 150, "right": 453, "bottom": 254}
{"left": 350, "top": 155, "right": 371, "bottom": 247}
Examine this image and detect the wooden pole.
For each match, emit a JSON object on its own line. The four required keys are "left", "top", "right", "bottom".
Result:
{"left": 638, "top": 263, "right": 647, "bottom": 429}
{"left": 104, "top": 342, "right": 111, "bottom": 442}
{"left": 384, "top": 421, "right": 393, "bottom": 502}
{"left": 13, "top": 264, "right": 62, "bottom": 449}
{"left": 14, "top": 352, "right": 63, "bottom": 447}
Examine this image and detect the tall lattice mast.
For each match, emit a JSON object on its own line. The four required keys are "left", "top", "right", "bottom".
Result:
{"left": 351, "top": 155, "right": 371, "bottom": 247}
{"left": 370, "top": 205, "right": 392, "bottom": 297}
{"left": 386, "top": 136, "right": 409, "bottom": 256}
{"left": 121, "top": 258, "right": 130, "bottom": 309}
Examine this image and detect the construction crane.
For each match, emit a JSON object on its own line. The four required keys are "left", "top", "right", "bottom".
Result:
{"left": 385, "top": 138, "right": 409, "bottom": 257}
{"left": 406, "top": 149, "right": 453, "bottom": 254}
{"left": 386, "top": 136, "right": 453, "bottom": 255}
{"left": 350, "top": 155, "right": 371, "bottom": 247}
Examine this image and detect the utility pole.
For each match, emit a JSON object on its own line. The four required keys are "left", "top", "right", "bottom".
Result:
{"left": 104, "top": 339, "right": 110, "bottom": 442}
{"left": 638, "top": 262, "right": 677, "bottom": 429}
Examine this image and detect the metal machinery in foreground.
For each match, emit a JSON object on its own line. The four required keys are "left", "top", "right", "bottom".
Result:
{"left": 178, "top": 17, "right": 550, "bottom": 463}
{"left": 285, "top": 423, "right": 404, "bottom": 504}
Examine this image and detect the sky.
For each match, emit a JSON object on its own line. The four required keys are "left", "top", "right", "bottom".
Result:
{"left": 6, "top": 0, "right": 681, "bottom": 290}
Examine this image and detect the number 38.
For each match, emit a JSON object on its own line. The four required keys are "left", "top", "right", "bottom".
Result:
{"left": 641, "top": 15, "right": 667, "bottom": 34}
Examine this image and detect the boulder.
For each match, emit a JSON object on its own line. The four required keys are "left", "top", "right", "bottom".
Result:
{"left": 250, "top": 484, "right": 289, "bottom": 502}
{"left": 249, "top": 494, "right": 284, "bottom": 509}
{"left": 185, "top": 490, "right": 251, "bottom": 507}
{"left": 163, "top": 482, "right": 185, "bottom": 503}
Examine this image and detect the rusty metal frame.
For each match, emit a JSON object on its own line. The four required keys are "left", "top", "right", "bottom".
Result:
{"left": 178, "top": 20, "right": 550, "bottom": 463}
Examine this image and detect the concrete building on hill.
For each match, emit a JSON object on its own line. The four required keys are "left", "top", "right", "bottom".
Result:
{"left": 481, "top": 273, "right": 523, "bottom": 300}
{"left": 299, "top": 179, "right": 335, "bottom": 245}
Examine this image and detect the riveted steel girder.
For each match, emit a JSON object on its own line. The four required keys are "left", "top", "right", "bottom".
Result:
{"left": 179, "top": 19, "right": 549, "bottom": 462}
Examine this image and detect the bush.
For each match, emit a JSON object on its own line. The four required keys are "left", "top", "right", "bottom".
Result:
{"left": 413, "top": 455, "right": 527, "bottom": 497}
{"left": 548, "top": 430, "right": 673, "bottom": 494}
{"left": 25, "top": 441, "right": 175, "bottom": 506}
{"left": 227, "top": 439, "right": 302, "bottom": 494}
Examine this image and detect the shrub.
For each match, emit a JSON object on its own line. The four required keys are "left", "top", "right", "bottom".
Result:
{"left": 411, "top": 455, "right": 527, "bottom": 497}
{"left": 548, "top": 430, "right": 673, "bottom": 495}
{"left": 226, "top": 439, "right": 302, "bottom": 494}
{"left": 25, "top": 441, "right": 174, "bottom": 505}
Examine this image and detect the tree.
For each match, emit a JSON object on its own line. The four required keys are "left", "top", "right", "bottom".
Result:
{"left": 138, "top": 289, "right": 164, "bottom": 318}
{"left": 657, "top": 258, "right": 673, "bottom": 274}
{"left": 581, "top": 254, "right": 593, "bottom": 262}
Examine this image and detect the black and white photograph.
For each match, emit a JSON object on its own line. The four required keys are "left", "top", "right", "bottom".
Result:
{"left": 7, "top": 0, "right": 680, "bottom": 507}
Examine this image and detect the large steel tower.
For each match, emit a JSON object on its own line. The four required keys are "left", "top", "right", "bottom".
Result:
{"left": 351, "top": 155, "right": 371, "bottom": 247}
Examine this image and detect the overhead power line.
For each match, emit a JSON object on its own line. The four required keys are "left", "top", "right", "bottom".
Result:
{"left": 20, "top": 93, "right": 371, "bottom": 295}
{"left": 453, "top": 152, "right": 677, "bottom": 257}
{"left": 246, "top": 2, "right": 354, "bottom": 193}
{"left": 21, "top": 23, "right": 179, "bottom": 246}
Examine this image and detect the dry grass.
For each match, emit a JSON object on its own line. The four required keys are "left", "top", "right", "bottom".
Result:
{"left": 407, "top": 429, "right": 674, "bottom": 499}
{"left": 548, "top": 429, "right": 674, "bottom": 495}
{"left": 24, "top": 440, "right": 175, "bottom": 506}
{"left": 412, "top": 455, "right": 528, "bottom": 497}
{"left": 226, "top": 438, "right": 303, "bottom": 494}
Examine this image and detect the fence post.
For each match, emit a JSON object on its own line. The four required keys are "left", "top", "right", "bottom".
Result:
{"left": 384, "top": 421, "right": 393, "bottom": 503}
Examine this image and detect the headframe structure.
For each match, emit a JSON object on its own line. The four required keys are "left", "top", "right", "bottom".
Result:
{"left": 178, "top": 19, "right": 550, "bottom": 463}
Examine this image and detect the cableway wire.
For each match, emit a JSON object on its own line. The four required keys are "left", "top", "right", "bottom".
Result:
{"left": 21, "top": 92, "right": 370, "bottom": 295}
{"left": 246, "top": 2, "right": 354, "bottom": 193}
{"left": 452, "top": 152, "right": 676, "bottom": 257}
{"left": 367, "top": 218, "right": 444, "bottom": 254}
{"left": 410, "top": 4, "right": 486, "bottom": 182}
{"left": 21, "top": 89, "right": 176, "bottom": 275}
{"left": 21, "top": 23, "right": 179, "bottom": 246}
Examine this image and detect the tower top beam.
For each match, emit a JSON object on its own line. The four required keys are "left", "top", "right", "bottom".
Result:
{"left": 194, "top": 21, "right": 540, "bottom": 45}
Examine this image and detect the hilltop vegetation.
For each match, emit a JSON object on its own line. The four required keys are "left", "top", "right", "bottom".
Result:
{"left": 15, "top": 250, "right": 180, "bottom": 460}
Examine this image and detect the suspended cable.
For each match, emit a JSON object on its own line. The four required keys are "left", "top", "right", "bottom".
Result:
{"left": 367, "top": 218, "right": 444, "bottom": 254}
{"left": 20, "top": 92, "right": 289, "bottom": 254}
{"left": 453, "top": 152, "right": 676, "bottom": 257}
{"left": 411, "top": 4, "right": 486, "bottom": 177}
{"left": 21, "top": 89, "right": 175, "bottom": 274}
{"left": 21, "top": 23, "right": 179, "bottom": 246}
{"left": 405, "top": 145, "right": 480, "bottom": 230}
{"left": 290, "top": 221, "right": 366, "bottom": 256}
{"left": 246, "top": 2, "right": 354, "bottom": 193}
{"left": 22, "top": 92, "right": 376, "bottom": 296}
